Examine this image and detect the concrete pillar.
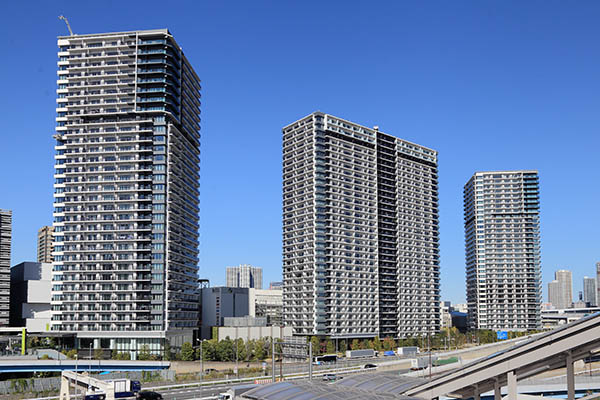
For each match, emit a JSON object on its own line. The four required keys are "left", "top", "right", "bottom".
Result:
{"left": 567, "top": 352, "right": 575, "bottom": 400}
{"left": 494, "top": 379, "right": 502, "bottom": 400}
{"left": 93, "top": 338, "right": 100, "bottom": 349}
{"left": 59, "top": 375, "right": 71, "bottom": 400}
{"left": 474, "top": 388, "right": 480, "bottom": 400}
{"left": 507, "top": 370, "right": 517, "bottom": 400}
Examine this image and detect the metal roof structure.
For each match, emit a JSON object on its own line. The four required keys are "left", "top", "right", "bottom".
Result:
{"left": 405, "top": 312, "right": 600, "bottom": 400}
{"left": 242, "top": 372, "right": 425, "bottom": 400}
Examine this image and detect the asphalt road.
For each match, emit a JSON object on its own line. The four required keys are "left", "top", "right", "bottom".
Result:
{"left": 159, "top": 384, "right": 228, "bottom": 400}
{"left": 155, "top": 366, "right": 412, "bottom": 400}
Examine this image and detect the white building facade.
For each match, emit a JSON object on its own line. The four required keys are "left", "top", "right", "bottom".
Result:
{"left": 226, "top": 264, "right": 263, "bottom": 289}
{"left": 583, "top": 276, "right": 597, "bottom": 307}
{"left": 464, "top": 171, "right": 542, "bottom": 331}
{"left": 283, "top": 112, "right": 440, "bottom": 339}
{"left": 51, "top": 29, "right": 201, "bottom": 352}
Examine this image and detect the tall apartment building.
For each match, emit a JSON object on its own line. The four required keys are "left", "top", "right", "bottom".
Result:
{"left": 226, "top": 264, "right": 263, "bottom": 289}
{"left": 51, "top": 29, "right": 201, "bottom": 352}
{"left": 548, "top": 269, "right": 573, "bottom": 309}
{"left": 37, "top": 226, "right": 55, "bottom": 263}
{"left": 0, "top": 210, "right": 11, "bottom": 326}
{"left": 583, "top": 276, "right": 597, "bottom": 307}
{"left": 464, "top": 171, "right": 541, "bottom": 331}
{"left": 283, "top": 112, "right": 440, "bottom": 339}
{"left": 548, "top": 280, "right": 561, "bottom": 309}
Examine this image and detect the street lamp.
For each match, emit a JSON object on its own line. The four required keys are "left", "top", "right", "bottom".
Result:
{"left": 196, "top": 338, "right": 204, "bottom": 399}
{"left": 89, "top": 343, "right": 93, "bottom": 393}
{"left": 75, "top": 354, "right": 78, "bottom": 399}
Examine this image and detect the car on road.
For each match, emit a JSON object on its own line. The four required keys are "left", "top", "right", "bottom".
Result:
{"left": 363, "top": 363, "right": 377, "bottom": 369}
{"left": 322, "top": 373, "right": 337, "bottom": 382}
{"left": 137, "top": 391, "right": 163, "bottom": 400}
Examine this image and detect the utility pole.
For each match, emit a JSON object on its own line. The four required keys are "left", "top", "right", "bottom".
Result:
{"left": 308, "top": 341, "right": 313, "bottom": 381}
{"left": 199, "top": 339, "right": 204, "bottom": 400}
{"left": 235, "top": 338, "right": 238, "bottom": 380}
{"left": 279, "top": 337, "right": 283, "bottom": 381}
{"left": 271, "top": 338, "right": 276, "bottom": 383}
{"left": 428, "top": 330, "right": 432, "bottom": 381}
{"left": 75, "top": 354, "right": 78, "bottom": 399}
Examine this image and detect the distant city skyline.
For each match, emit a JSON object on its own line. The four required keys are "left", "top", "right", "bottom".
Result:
{"left": 1, "top": 2, "right": 600, "bottom": 304}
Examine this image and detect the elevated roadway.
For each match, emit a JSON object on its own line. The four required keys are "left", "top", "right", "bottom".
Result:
{"left": 0, "top": 359, "right": 169, "bottom": 373}
{"left": 405, "top": 313, "right": 600, "bottom": 400}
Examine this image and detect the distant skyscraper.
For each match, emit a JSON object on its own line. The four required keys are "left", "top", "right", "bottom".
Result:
{"left": 37, "top": 226, "right": 54, "bottom": 263}
{"left": 583, "top": 276, "right": 597, "bottom": 307}
{"left": 283, "top": 112, "right": 440, "bottom": 338}
{"left": 51, "top": 29, "right": 201, "bottom": 350}
{"left": 226, "top": 265, "right": 262, "bottom": 289}
{"left": 548, "top": 280, "right": 560, "bottom": 309}
{"left": 0, "top": 210, "right": 12, "bottom": 326}
{"left": 464, "top": 171, "right": 541, "bottom": 331}
{"left": 549, "top": 270, "right": 573, "bottom": 309}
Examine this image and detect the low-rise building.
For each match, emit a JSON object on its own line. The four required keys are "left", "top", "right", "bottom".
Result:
{"left": 440, "top": 301, "right": 452, "bottom": 329}
{"left": 200, "top": 287, "right": 285, "bottom": 339}
{"left": 10, "top": 262, "right": 52, "bottom": 332}
{"left": 250, "top": 288, "right": 283, "bottom": 326}
{"left": 541, "top": 306, "right": 600, "bottom": 329}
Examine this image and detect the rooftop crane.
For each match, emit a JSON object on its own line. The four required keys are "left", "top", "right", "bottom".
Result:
{"left": 58, "top": 15, "right": 74, "bottom": 36}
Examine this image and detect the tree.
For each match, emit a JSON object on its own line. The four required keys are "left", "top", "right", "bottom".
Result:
{"left": 339, "top": 339, "right": 347, "bottom": 353}
{"left": 94, "top": 348, "right": 104, "bottom": 360}
{"left": 310, "top": 336, "right": 320, "bottom": 356}
{"left": 137, "top": 345, "right": 151, "bottom": 361}
{"left": 163, "top": 341, "right": 173, "bottom": 361}
{"left": 235, "top": 338, "right": 247, "bottom": 361}
{"left": 383, "top": 337, "right": 395, "bottom": 351}
{"left": 351, "top": 339, "right": 360, "bottom": 350}
{"left": 180, "top": 342, "right": 195, "bottom": 361}
{"left": 218, "top": 338, "right": 236, "bottom": 361}
{"left": 373, "top": 337, "right": 383, "bottom": 352}
{"left": 197, "top": 339, "right": 217, "bottom": 361}
{"left": 326, "top": 339, "right": 335, "bottom": 354}
{"left": 254, "top": 339, "right": 267, "bottom": 361}
{"left": 65, "top": 349, "right": 77, "bottom": 360}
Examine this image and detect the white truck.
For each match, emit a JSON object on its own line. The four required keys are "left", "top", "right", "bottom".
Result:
{"left": 345, "top": 349, "right": 376, "bottom": 359}
{"left": 410, "top": 356, "right": 438, "bottom": 370}
{"left": 397, "top": 346, "right": 419, "bottom": 356}
{"left": 84, "top": 379, "right": 142, "bottom": 400}
{"left": 218, "top": 384, "right": 258, "bottom": 400}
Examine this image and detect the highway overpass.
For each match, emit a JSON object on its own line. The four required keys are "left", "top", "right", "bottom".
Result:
{"left": 404, "top": 313, "right": 600, "bottom": 400}
{"left": 0, "top": 359, "right": 169, "bottom": 373}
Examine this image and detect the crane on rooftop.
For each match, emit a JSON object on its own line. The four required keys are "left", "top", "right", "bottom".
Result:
{"left": 58, "top": 15, "right": 74, "bottom": 36}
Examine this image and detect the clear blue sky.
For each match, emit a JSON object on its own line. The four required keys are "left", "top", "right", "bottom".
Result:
{"left": 1, "top": 1, "right": 599, "bottom": 304}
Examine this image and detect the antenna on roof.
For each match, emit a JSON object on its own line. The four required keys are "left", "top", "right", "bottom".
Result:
{"left": 58, "top": 15, "right": 74, "bottom": 36}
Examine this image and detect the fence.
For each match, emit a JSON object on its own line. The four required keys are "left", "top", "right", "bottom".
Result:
{"left": 0, "top": 370, "right": 175, "bottom": 395}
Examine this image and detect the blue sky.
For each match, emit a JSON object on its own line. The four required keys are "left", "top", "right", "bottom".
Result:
{"left": 1, "top": 1, "right": 599, "bottom": 303}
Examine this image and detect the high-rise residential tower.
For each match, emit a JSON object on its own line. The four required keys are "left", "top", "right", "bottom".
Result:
{"left": 464, "top": 171, "right": 541, "bottom": 331}
{"left": 583, "top": 276, "right": 597, "bottom": 307}
{"left": 548, "top": 269, "right": 573, "bottom": 309}
{"left": 226, "top": 264, "right": 263, "bottom": 289}
{"left": 548, "top": 280, "right": 560, "bottom": 309}
{"left": 283, "top": 112, "right": 440, "bottom": 339}
{"left": 0, "top": 210, "right": 11, "bottom": 326}
{"left": 51, "top": 29, "right": 201, "bottom": 352}
{"left": 37, "top": 226, "right": 55, "bottom": 263}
